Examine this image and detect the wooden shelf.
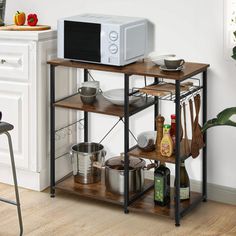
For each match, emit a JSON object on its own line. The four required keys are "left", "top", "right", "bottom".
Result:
{"left": 54, "top": 93, "right": 155, "bottom": 117}
{"left": 129, "top": 188, "right": 202, "bottom": 218}
{"left": 129, "top": 140, "right": 192, "bottom": 164}
{"left": 56, "top": 175, "right": 202, "bottom": 219}
{"left": 47, "top": 59, "right": 209, "bottom": 81}
{"left": 55, "top": 175, "right": 153, "bottom": 206}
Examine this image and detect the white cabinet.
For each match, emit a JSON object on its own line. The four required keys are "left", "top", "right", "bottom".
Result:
{"left": 0, "top": 81, "right": 29, "bottom": 168}
{"left": 0, "top": 31, "right": 75, "bottom": 190}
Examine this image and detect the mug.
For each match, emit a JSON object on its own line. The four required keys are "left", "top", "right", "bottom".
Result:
{"left": 164, "top": 58, "right": 185, "bottom": 69}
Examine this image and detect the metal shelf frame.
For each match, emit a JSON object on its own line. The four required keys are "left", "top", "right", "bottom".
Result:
{"left": 49, "top": 63, "right": 208, "bottom": 227}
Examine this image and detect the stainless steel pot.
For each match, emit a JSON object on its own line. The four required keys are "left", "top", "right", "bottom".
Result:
{"left": 70, "top": 142, "right": 106, "bottom": 184}
{"left": 105, "top": 155, "right": 146, "bottom": 195}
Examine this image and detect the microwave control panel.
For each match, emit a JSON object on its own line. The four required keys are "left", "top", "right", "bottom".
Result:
{"left": 101, "top": 25, "right": 120, "bottom": 65}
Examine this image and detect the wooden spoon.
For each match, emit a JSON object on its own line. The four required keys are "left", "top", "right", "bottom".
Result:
{"left": 191, "top": 94, "right": 204, "bottom": 158}
{"left": 183, "top": 102, "right": 190, "bottom": 156}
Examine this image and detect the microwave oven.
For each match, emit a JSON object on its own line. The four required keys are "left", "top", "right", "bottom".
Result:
{"left": 57, "top": 14, "right": 148, "bottom": 66}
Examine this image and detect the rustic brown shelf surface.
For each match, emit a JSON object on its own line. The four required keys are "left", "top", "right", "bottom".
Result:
{"left": 47, "top": 59, "right": 209, "bottom": 80}
{"left": 54, "top": 93, "right": 155, "bottom": 117}
{"left": 129, "top": 140, "right": 192, "bottom": 163}
{"left": 55, "top": 175, "right": 153, "bottom": 206}
{"left": 129, "top": 188, "right": 202, "bottom": 218}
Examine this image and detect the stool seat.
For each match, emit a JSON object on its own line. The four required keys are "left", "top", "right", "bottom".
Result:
{"left": 0, "top": 122, "right": 14, "bottom": 134}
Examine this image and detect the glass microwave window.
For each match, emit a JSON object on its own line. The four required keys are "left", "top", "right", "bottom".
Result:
{"left": 64, "top": 21, "right": 101, "bottom": 62}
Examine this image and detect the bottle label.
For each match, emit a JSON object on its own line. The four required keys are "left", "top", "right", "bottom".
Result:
{"left": 154, "top": 176, "right": 164, "bottom": 202}
{"left": 180, "top": 187, "right": 190, "bottom": 200}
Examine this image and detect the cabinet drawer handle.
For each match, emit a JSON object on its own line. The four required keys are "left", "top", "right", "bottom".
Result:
{"left": 0, "top": 58, "right": 21, "bottom": 65}
{"left": 0, "top": 59, "right": 6, "bottom": 64}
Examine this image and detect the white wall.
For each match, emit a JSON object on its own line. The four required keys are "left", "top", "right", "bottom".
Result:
{"left": 5, "top": 0, "right": 236, "bottom": 189}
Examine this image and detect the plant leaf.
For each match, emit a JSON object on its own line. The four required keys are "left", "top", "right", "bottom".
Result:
{"left": 233, "top": 46, "right": 236, "bottom": 54}
{"left": 232, "top": 54, "right": 236, "bottom": 60}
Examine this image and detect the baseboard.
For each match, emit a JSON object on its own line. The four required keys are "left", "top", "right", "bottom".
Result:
{"left": 0, "top": 164, "right": 41, "bottom": 191}
{"left": 0, "top": 153, "right": 72, "bottom": 191}
{"left": 145, "top": 171, "right": 236, "bottom": 205}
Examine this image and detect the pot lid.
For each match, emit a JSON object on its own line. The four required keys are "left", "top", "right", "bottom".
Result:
{"left": 105, "top": 155, "right": 146, "bottom": 169}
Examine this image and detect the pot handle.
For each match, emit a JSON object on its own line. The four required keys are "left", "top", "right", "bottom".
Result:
{"left": 78, "top": 87, "right": 82, "bottom": 94}
{"left": 145, "top": 163, "right": 156, "bottom": 170}
{"left": 70, "top": 151, "right": 78, "bottom": 175}
{"left": 93, "top": 150, "right": 106, "bottom": 169}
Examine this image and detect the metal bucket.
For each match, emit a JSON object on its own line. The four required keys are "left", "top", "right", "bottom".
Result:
{"left": 70, "top": 142, "right": 106, "bottom": 184}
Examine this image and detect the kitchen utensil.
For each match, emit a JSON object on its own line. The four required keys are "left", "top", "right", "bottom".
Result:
{"left": 148, "top": 53, "right": 176, "bottom": 66}
{"left": 180, "top": 104, "right": 184, "bottom": 141}
{"left": 183, "top": 102, "right": 190, "bottom": 156}
{"left": 191, "top": 94, "right": 204, "bottom": 158}
{"left": 164, "top": 58, "right": 185, "bottom": 69}
{"left": 103, "top": 89, "right": 140, "bottom": 106}
{"left": 0, "top": 25, "right": 51, "bottom": 31}
{"left": 79, "top": 87, "right": 97, "bottom": 95}
{"left": 0, "top": 0, "right": 6, "bottom": 26}
{"left": 105, "top": 155, "right": 146, "bottom": 195}
{"left": 78, "top": 87, "right": 98, "bottom": 104}
{"left": 137, "top": 131, "right": 157, "bottom": 152}
{"left": 189, "top": 98, "right": 194, "bottom": 132}
{"left": 160, "top": 65, "right": 184, "bottom": 72}
{"left": 80, "top": 94, "right": 97, "bottom": 104}
{"left": 70, "top": 142, "right": 106, "bottom": 184}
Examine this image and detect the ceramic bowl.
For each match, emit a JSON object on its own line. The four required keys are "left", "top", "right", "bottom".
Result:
{"left": 103, "top": 89, "right": 140, "bottom": 106}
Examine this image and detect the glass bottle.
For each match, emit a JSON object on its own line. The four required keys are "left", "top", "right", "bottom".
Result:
{"left": 154, "top": 162, "right": 170, "bottom": 206}
{"left": 160, "top": 124, "right": 173, "bottom": 157}
{"left": 175, "top": 161, "right": 190, "bottom": 201}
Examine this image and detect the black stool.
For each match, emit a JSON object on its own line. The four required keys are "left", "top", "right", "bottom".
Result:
{"left": 0, "top": 112, "right": 23, "bottom": 235}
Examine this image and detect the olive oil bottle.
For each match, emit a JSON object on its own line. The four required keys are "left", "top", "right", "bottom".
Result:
{"left": 154, "top": 162, "right": 170, "bottom": 206}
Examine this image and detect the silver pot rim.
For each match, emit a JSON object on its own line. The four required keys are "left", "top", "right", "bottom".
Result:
{"left": 71, "top": 142, "right": 105, "bottom": 155}
{"left": 105, "top": 165, "right": 143, "bottom": 172}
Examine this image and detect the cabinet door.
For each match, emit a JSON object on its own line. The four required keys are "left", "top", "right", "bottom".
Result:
{"left": 0, "top": 81, "right": 29, "bottom": 169}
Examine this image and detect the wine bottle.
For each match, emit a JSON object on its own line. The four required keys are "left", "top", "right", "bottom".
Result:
{"left": 154, "top": 162, "right": 170, "bottom": 206}
{"left": 175, "top": 161, "right": 190, "bottom": 200}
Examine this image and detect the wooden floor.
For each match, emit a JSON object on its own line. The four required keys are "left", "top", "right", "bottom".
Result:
{"left": 0, "top": 183, "right": 236, "bottom": 236}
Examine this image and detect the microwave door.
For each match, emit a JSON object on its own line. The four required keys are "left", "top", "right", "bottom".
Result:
{"left": 64, "top": 21, "right": 101, "bottom": 62}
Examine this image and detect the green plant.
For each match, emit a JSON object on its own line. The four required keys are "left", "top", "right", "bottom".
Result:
{"left": 232, "top": 31, "right": 236, "bottom": 60}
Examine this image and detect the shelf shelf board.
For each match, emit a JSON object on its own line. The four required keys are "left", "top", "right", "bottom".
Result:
{"left": 47, "top": 59, "right": 209, "bottom": 81}
{"left": 54, "top": 94, "right": 155, "bottom": 117}
{"left": 129, "top": 140, "right": 192, "bottom": 164}
{"left": 129, "top": 188, "right": 202, "bottom": 218}
{"left": 55, "top": 175, "right": 153, "bottom": 206}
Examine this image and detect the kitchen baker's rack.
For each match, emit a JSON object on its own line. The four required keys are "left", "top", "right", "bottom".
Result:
{"left": 47, "top": 58, "right": 209, "bottom": 226}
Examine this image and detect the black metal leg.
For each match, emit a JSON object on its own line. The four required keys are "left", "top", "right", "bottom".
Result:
{"left": 175, "top": 80, "right": 181, "bottom": 226}
{"left": 154, "top": 77, "right": 159, "bottom": 129}
{"left": 50, "top": 65, "right": 56, "bottom": 198}
{"left": 6, "top": 132, "right": 23, "bottom": 236}
{"left": 154, "top": 77, "right": 159, "bottom": 165}
{"left": 84, "top": 69, "right": 89, "bottom": 142}
{"left": 124, "top": 74, "right": 130, "bottom": 214}
{"left": 202, "top": 71, "right": 207, "bottom": 202}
